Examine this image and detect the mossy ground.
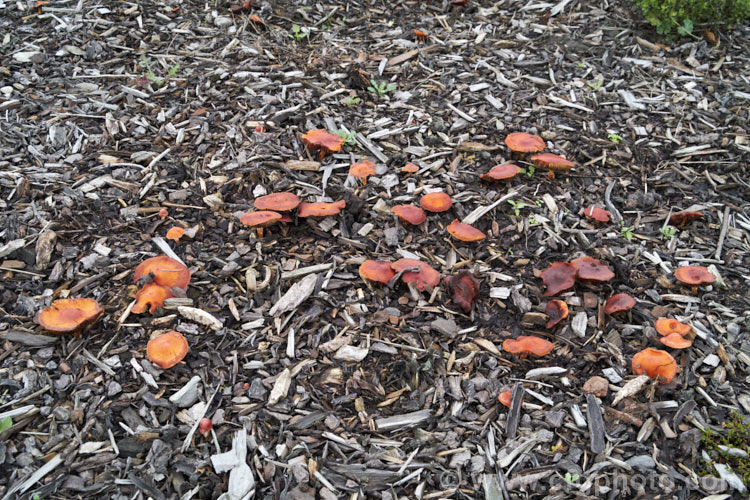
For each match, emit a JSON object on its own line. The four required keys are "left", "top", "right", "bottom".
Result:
{"left": 699, "top": 412, "right": 750, "bottom": 487}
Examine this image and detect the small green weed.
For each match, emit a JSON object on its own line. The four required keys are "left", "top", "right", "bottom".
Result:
{"left": 608, "top": 133, "right": 623, "bottom": 144}
{"left": 660, "top": 226, "right": 677, "bottom": 240}
{"left": 635, "top": 0, "right": 749, "bottom": 37}
{"left": 367, "top": 79, "right": 397, "bottom": 98}
{"left": 343, "top": 96, "right": 361, "bottom": 106}
{"left": 0, "top": 416, "right": 12, "bottom": 432}
{"left": 520, "top": 165, "right": 535, "bottom": 178}
{"left": 333, "top": 129, "right": 357, "bottom": 146}
{"left": 138, "top": 55, "right": 179, "bottom": 88}
{"left": 620, "top": 222, "right": 635, "bottom": 241}
{"left": 588, "top": 79, "right": 604, "bottom": 91}
{"left": 289, "top": 24, "right": 307, "bottom": 42}
{"left": 563, "top": 472, "right": 580, "bottom": 484}
{"left": 700, "top": 411, "right": 750, "bottom": 486}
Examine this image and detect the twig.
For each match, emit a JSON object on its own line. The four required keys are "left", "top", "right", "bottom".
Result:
{"left": 714, "top": 206, "right": 731, "bottom": 260}
{"left": 604, "top": 181, "right": 622, "bottom": 224}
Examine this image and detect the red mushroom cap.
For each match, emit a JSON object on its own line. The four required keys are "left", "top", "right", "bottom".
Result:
{"left": 166, "top": 226, "right": 185, "bottom": 242}
{"left": 632, "top": 348, "right": 677, "bottom": 384}
{"left": 254, "top": 192, "right": 301, "bottom": 212}
{"left": 669, "top": 211, "right": 703, "bottom": 227}
{"left": 444, "top": 270, "right": 480, "bottom": 313}
{"left": 391, "top": 258, "right": 440, "bottom": 291}
{"left": 446, "top": 219, "right": 486, "bottom": 242}
{"left": 571, "top": 257, "right": 615, "bottom": 283}
{"left": 297, "top": 200, "right": 346, "bottom": 217}
{"left": 132, "top": 282, "right": 173, "bottom": 315}
{"left": 420, "top": 192, "right": 453, "bottom": 213}
{"left": 583, "top": 206, "right": 611, "bottom": 223}
{"left": 505, "top": 132, "right": 546, "bottom": 153}
{"left": 301, "top": 129, "right": 345, "bottom": 159}
{"left": 146, "top": 330, "right": 189, "bottom": 369}
{"left": 530, "top": 153, "right": 575, "bottom": 171}
{"left": 134, "top": 255, "right": 191, "bottom": 290}
{"left": 674, "top": 266, "right": 715, "bottom": 287}
{"left": 503, "top": 336, "right": 554, "bottom": 357}
{"left": 659, "top": 333, "right": 693, "bottom": 349}
{"left": 545, "top": 300, "right": 569, "bottom": 328}
{"left": 391, "top": 204, "right": 426, "bottom": 225}
{"left": 654, "top": 318, "right": 692, "bottom": 337}
{"left": 199, "top": 417, "right": 213, "bottom": 437}
{"left": 540, "top": 262, "right": 577, "bottom": 296}
{"left": 401, "top": 163, "right": 419, "bottom": 173}
{"left": 604, "top": 293, "right": 636, "bottom": 315}
{"left": 36, "top": 297, "right": 103, "bottom": 336}
{"left": 480, "top": 164, "right": 521, "bottom": 182}
{"left": 359, "top": 260, "right": 396, "bottom": 285}
{"left": 349, "top": 160, "right": 377, "bottom": 179}
{"left": 498, "top": 390, "right": 513, "bottom": 408}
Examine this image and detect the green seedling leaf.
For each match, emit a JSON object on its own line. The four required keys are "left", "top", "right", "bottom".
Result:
{"left": 0, "top": 417, "right": 12, "bottom": 432}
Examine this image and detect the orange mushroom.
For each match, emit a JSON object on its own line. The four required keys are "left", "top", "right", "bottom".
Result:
{"left": 391, "top": 204, "right": 426, "bottom": 225}
{"left": 239, "top": 210, "right": 283, "bottom": 237}
{"left": 505, "top": 132, "right": 546, "bottom": 154}
{"left": 254, "top": 192, "right": 301, "bottom": 212}
{"left": 420, "top": 192, "right": 452, "bottom": 213}
{"left": 166, "top": 226, "right": 185, "bottom": 242}
{"left": 654, "top": 318, "right": 691, "bottom": 337}
{"left": 530, "top": 152, "right": 575, "bottom": 179}
{"left": 391, "top": 258, "right": 440, "bottom": 291}
{"left": 444, "top": 270, "right": 480, "bottom": 313}
{"left": 36, "top": 297, "right": 103, "bottom": 336}
{"left": 301, "top": 129, "right": 345, "bottom": 160}
{"left": 133, "top": 256, "right": 191, "bottom": 290}
{"left": 674, "top": 266, "right": 715, "bottom": 294}
{"left": 401, "top": 163, "right": 419, "bottom": 174}
{"left": 146, "top": 330, "right": 189, "bottom": 369}
{"left": 571, "top": 257, "right": 614, "bottom": 283}
{"left": 446, "top": 219, "right": 486, "bottom": 242}
{"left": 583, "top": 206, "right": 611, "bottom": 224}
{"left": 158, "top": 208, "right": 169, "bottom": 219}
{"left": 659, "top": 333, "right": 693, "bottom": 349}
{"left": 297, "top": 200, "right": 346, "bottom": 218}
{"left": 545, "top": 300, "right": 569, "bottom": 328}
{"left": 498, "top": 390, "right": 513, "bottom": 408}
{"left": 359, "top": 260, "right": 395, "bottom": 285}
{"left": 132, "top": 282, "right": 173, "bottom": 314}
{"left": 480, "top": 164, "right": 521, "bottom": 182}
{"left": 414, "top": 29, "right": 428, "bottom": 42}
{"left": 540, "top": 262, "right": 577, "bottom": 296}
{"left": 669, "top": 211, "right": 703, "bottom": 227}
{"left": 631, "top": 347, "right": 677, "bottom": 384}
{"left": 503, "top": 336, "right": 554, "bottom": 357}
{"left": 349, "top": 160, "right": 377, "bottom": 184}
{"left": 604, "top": 293, "right": 636, "bottom": 316}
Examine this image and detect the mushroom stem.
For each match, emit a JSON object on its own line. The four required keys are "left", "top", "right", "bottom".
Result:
{"left": 547, "top": 171, "right": 555, "bottom": 180}
{"left": 256, "top": 227, "right": 264, "bottom": 238}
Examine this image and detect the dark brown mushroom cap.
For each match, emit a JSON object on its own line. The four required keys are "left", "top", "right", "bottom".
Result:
{"left": 632, "top": 348, "right": 677, "bottom": 384}
{"left": 505, "top": 132, "right": 546, "bottom": 153}
{"left": 133, "top": 255, "right": 191, "bottom": 290}
{"left": 301, "top": 129, "right": 345, "bottom": 157}
{"left": 147, "top": 330, "right": 189, "bottom": 369}
{"left": 36, "top": 297, "right": 103, "bottom": 335}
{"left": 446, "top": 220, "right": 486, "bottom": 242}
{"left": 540, "top": 262, "right": 577, "bottom": 296}
{"left": 297, "top": 200, "right": 346, "bottom": 217}
{"left": 359, "top": 260, "right": 395, "bottom": 285}
{"left": 391, "top": 204, "right": 426, "bottom": 225}
{"left": 391, "top": 258, "right": 440, "bottom": 291}
{"left": 604, "top": 293, "right": 636, "bottom": 315}
{"left": 674, "top": 266, "right": 715, "bottom": 287}
{"left": 583, "top": 206, "right": 611, "bottom": 223}
{"left": 530, "top": 152, "right": 575, "bottom": 172}
{"left": 254, "top": 192, "right": 301, "bottom": 212}
{"left": 545, "top": 300, "right": 569, "bottom": 328}
{"left": 349, "top": 160, "right": 377, "bottom": 179}
{"left": 503, "top": 336, "right": 554, "bottom": 357}
{"left": 480, "top": 164, "right": 521, "bottom": 182}
{"left": 240, "top": 211, "right": 283, "bottom": 229}
{"left": 420, "top": 192, "right": 453, "bottom": 213}
{"left": 571, "top": 257, "right": 615, "bottom": 283}
{"left": 445, "top": 270, "right": 480, "bottom": 313}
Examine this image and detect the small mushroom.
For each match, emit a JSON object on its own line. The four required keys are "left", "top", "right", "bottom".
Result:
{"left": 401, "top": 163, "right": 419, "bottom": 174}
{"left": 297, "top": 200, "right": 346, "bottom": 218}
{"left": 199, "top": 417, "right": 213, "bottom": 438}
{"left": 446, "top": 219, "right": 486, "bottom": 242}
{"left": 36, "top": 297, "right": 103, "bottom": 336}
{"left": 133, "top": 256, "right": 190, "bottom": 290}
{"left": 674, "top": 265, "right": 715, "bottom": 294}
{"left": 132, "top": 282, "right": 173, "bottom": 314}
{"left": 659, "top": 333, "right": 693, "bottom": 349}
{"left": 239, "top": 210, "right": 283, "bottom": 237}
{"left": 147, "top": 330, "right": 189, "bottom": 369}
{"left": 497, "top": 390, "right": 513, "bottom": 408}
{"left": 391, "top": 258, "right": 440, "bottom": 291}
{"left": 444, "top": 270, "right": 480, "bottom": 313}
{"left": 583, "top": 206, "right": 611, "bottom": 224}
{"left": 540, "top": 262, "right": 577, "bottom": 296}
{"left": 359, "top": 260, "right": 395, "bottom": 285}
{"left": 254, "top": 192, "right": 301, "bottom": 212}
{"left": 413, "top": 29, "right": 428, "bottom": 42}
{"left": 166, "top": 226, "right": 185, "bottom": 242}
{"left": 571, "top": 257, "right": 614, "bottom": 283}
{"left": 158, "top": 208, "right": 169, "bottom": 219}
{"left": 530, "top": 152, "right": 575, "bottom": 179}
{"left": 480, "top": 164, "right": 521, "bottom": 182}
{"left": 420, "top": 192, "right": 453, "bottom": 213}
{"left": 349, "top": 160, "right": 377, "bottom": 185}
{"left": 604, "top": 293, "right": 636, "bottom": 316}
{"left": 654, "top": 318, "right": 691, "bottom": 337}
{"left": 545, "top": 300, "right": 569, "bottom": 328}
{"left": 669, "top": 211, "right": 703, "bottom": 227}
{"left": 631, "top": 347, "right": 677, "bottom": 384}
{"left": 503, "top": 336, "right": 554, "bottom": 357}
{"left": 301, "top": 129, "right": 345, "bottom": 160}
{"left": 505, "top": 132, "right": 546, "bottom": 154}
{"left": 391, "top": 204, "right": 426, "bottom": 225}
